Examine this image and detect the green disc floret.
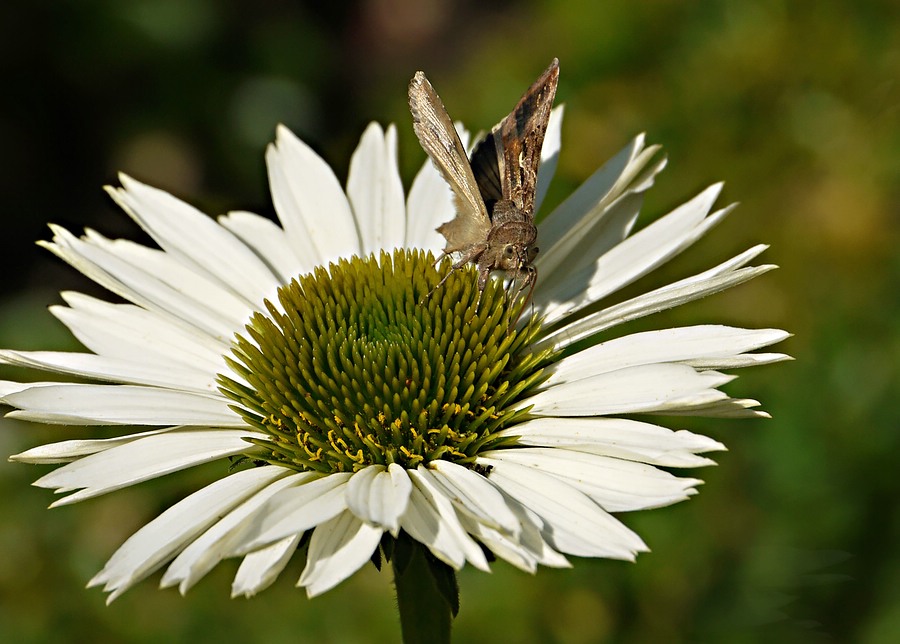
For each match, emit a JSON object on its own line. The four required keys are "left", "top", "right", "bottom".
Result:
{"left": 218, "top": 249, "right": 550, "bottom": 474}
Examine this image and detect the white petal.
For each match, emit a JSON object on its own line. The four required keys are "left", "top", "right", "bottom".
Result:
{"left": 298, "top": 511, "right": 383, "bottom": 597}
{"left": 540, "top": 185, "right": 733, "bottom": 324}
{"left": 82, "top": 228, "right": 261, "bottom": 318}
{"left": 266, "top": 124, "right": 360, "bottom": 268}
{"left": 89, "top": 466, "right": 287, "bottom": 602}
{"left": 535, "top": 246, "right": 777, "bottom": 351}
{"left": 218, "top": 210, "right": 305, "bottom": 285}
{"left": 429, "top": 460, "right": 519, "bottom": 536}
{"left": 231, "top": 534, "right": 302, "bottom": 598}
{"left": 659, "top": 397, "right": 770, "bottom": 418}
{"left": 522, "top": 363, "right": 734, "bottom": 416}
{"left": 495, "top": 417, "right": 725, "bottom": 468}
{"left": 10, "top": 426, "right": 176, "bottom": 464}
{"left": 40, "top": 226, "right": 240, "bottom": 339}
{"left": 345, "top": 463, "right": 412, "bottom": 536}
{"left": 399, "top": 467, "right": 489, "bottom": 571}
{"left": 405, "top": 162, "right": 454, "bottom": 252}
{"left": 544, "top": 326, "right": 791, "bottom": 386}
{"left": 500, "top": 493, "right": 571, "bottom": 569}
{"left": 481, "top": 457, "right": 647, "bottom": 560}
{"left": 484, "top": 447, "right": 702, "bottom": 512}
{"left": 0, "top": 380, "right": 55, "bottom": 397}
{"left": 161, "top": 471, "right": 307, "bottom": 593}
{"left": 53, "top": 292, "right": 229, "bottom": 369}
{"left": 234, "top": 473, "right": 352, "bottom": 552}
{"left": 0, "top": 350, "right": 217, "bottom": 393}
{"left": 684, "top": 352, "right": 792, "bottom": 370}
{"left": 537, "top": 134, "right": 663, "bottom": 277}
{"left": 348, "top": 123, "right": 407, "bottom": 254}
{"left": 4, "top": 384, "right": 240, "bottom": 426}
{"left": 539, "top": 189, "right": 645, "bottom": 298}
{"left": 533, "top": 105, "right": 564, "bottom": 215}
{"left": 33, "top": 429, "right": 258, "bottom": 506}
{"left": 108, "top": 176, "right": 281, "bottom": 305}
{"left": 459, "top": 517, "right": 537, "bottom": 573}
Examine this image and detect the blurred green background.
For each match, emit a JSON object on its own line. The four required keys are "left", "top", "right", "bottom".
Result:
{"left": 0, "top": 1, "right": 898, "bottom": 642}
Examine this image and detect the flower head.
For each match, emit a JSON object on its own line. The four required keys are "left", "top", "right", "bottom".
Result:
{"left": 2, "top": 112, "right": 788, "bottom": 602}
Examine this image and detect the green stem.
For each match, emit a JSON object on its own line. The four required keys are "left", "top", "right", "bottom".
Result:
{"left": 392, "top": 535, "right": 458, "bottom": 644}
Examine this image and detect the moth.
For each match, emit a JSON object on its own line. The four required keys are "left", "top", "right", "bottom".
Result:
{"left": 408, "top": 58, "right": 559, "bottom": 304}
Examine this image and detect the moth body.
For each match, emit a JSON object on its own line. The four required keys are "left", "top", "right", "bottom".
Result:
{"left": 409, "top": 59, "right": 558, "bottom": 305}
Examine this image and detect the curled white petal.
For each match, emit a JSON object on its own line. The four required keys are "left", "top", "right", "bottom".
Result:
{"left": 345, "top": 463, "right": 412, "bottom": 536}
{"left": 429, "top": 460, "right": 519, "bottom": 536}
{"left": 399, "top": 467, "right": 489, "bottom": 571}
{"left": 232, "top": 534, "right": 303, "bottom": 598}
{"left": 298, "top": 511, "right": 383, "bottom": 597}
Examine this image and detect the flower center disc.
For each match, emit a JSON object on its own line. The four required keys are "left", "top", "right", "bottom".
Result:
{"left": 219, "top": 250, "right": 547, "bottom": 474}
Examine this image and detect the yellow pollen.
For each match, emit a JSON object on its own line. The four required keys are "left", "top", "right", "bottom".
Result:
{"left": 400, "top": 446, "right": 424, "bottom": 465}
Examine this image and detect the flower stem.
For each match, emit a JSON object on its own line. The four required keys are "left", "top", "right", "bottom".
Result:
{"left": 392, "top": 534, "right": 458, "bottom": 644}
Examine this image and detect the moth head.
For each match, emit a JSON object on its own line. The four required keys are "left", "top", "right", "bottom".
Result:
{"left": 498, "top": 243, "right": 538, "bottom": 271}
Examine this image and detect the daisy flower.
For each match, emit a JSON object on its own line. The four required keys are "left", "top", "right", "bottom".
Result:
{"left": 3, "top": 107, "right": 788, "bottom": 615}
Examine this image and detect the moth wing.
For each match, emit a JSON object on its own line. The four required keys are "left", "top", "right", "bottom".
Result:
{"left": 409, "top": 72, "right": 491, "bottom": 253}
{"left": 468, "top": 131, "right": 503, "bottom": 213}
{"left": 496, "top": 58, "right": 559, "bottom": 216}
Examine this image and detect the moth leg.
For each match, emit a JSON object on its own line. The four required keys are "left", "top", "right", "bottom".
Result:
{"left": 428, "top": 258, "right": 465, "bottom": 294}
{"left": 504, "top": 271, "right": 518, "bottom": 298}
{"left": 423, "top": 243, "right": 487, "bottom": 301}
{"left": 477, "top": 264, "right": 493, "bottom": 293}
{"left": 508, "top": 265, "right": 537, "bottom": 332}
{"left": 472, "top": 263, "right": 497, "bottom": 309}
